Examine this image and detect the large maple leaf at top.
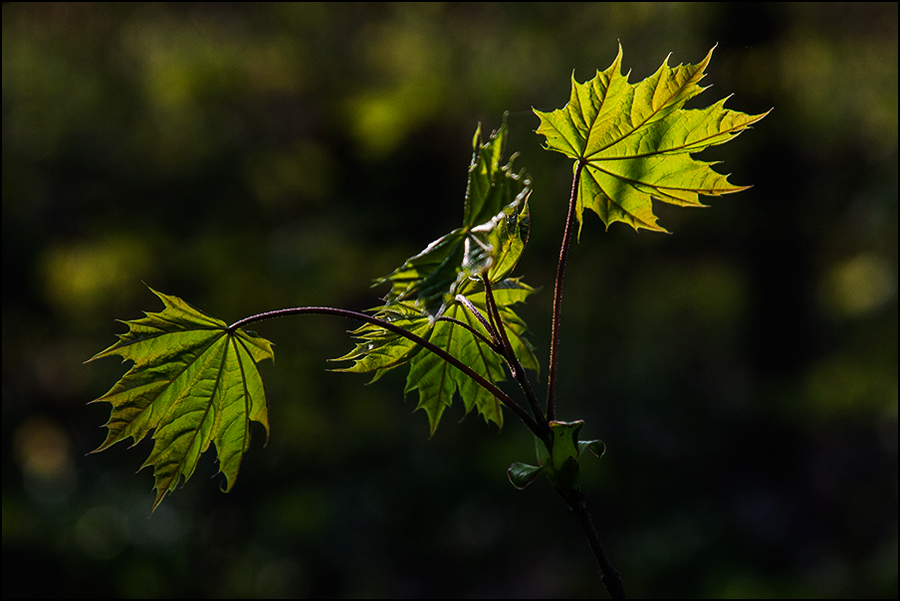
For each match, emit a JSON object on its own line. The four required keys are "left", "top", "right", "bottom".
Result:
{"left": 534, "top": 44, "right": 770, "bottom": 233}
{"left": 87, "top": 287, "right": 274, "bottom": 512}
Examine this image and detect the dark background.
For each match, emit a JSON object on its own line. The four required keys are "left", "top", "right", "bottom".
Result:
{"left": 3, "top": 3, "right": 896, "bottom": 598}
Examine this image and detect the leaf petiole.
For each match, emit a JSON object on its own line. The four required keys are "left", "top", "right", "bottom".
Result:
{"left": 482, "top": 276, "right": 545, "bottom": 427}
{"left": 546, "top": 159, "right": 584, "bottom": 422}
{"left": 453, "top": 293, "right": 500, "bottom": 348}
{"left": 229, "top": 306, "right": 548, "bottom": 440}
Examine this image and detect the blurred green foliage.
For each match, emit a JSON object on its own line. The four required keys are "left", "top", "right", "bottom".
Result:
{"left": 3, "top": 3, "right": 896, "bottom": 598}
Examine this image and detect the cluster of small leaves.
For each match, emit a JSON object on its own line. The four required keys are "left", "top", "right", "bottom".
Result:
{"left": 335, "top": 116, "right": 539, "bottom": 433}
{"left": 508, "top": 420, "right": 606, "bottom": 491}
{"left": 372, "top": 115, "right": 533, "bottom": 318}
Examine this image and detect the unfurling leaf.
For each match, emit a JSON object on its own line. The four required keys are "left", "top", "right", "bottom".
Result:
{"left": 87, "top": 287, "right": 274, "bottom": 512}
{"left": 335, "top": 117, "right": 538, "bottom": 435}
{"left": 509, "top": 423, "right": 605, "bottom": 491}
{"left": 536, "top": 420, "right": 583, "bottom": 491}
{"left": 375, "top": 113, "right": 532, "bottom": 319}
{"left": 535, "top": 44, "right": 770, "bottom": 233}
{"left": 507, "top": 461, "right": 544, "bottom": 489}
{"left": 579, "top": 438, "right": 607, "bottom": 458}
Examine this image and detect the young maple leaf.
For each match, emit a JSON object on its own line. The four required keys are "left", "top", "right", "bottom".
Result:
{"left": 534, "top": 44, "right": 770, "bottom": 233}
{"left": 374, "top": 113, "right": 532, "bottom": 319}
{"left": 87, "top": 287, "right": 274, "bottom": 512}
{"left": 335, "top": 117, "right": 538, "bottom": 435}
{"left": 334, "top": 278, "right": 538, "bottom": 434}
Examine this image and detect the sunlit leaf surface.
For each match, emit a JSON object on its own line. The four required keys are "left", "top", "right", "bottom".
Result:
{"left": 336, "top": 118, "right": 537, "bottom": 434}
{"left": 335, "top": 278, "right": 537, "bottom": 434}
{"left": 535, "top": 44, "right": 769, "bottom": 233}
{"left": 88, "top": 287, "right": 273, "bottom": 511}
{"left": 375, "top": 113, "right": 532, "bottom": 318}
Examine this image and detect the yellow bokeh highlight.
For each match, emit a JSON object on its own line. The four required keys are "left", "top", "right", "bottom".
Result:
{"left": 826, "top": 254, "right": 895, "bottom": 317}
{"left": 14, "top": 416, "right": 73, "bottom": 481}
{"left": 41, "top": 236, "right": 152, "bottom": 317}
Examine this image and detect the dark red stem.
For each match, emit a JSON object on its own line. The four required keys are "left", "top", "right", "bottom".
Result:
{"left": 556, "top": 486, "right": 626, "bottom": 599}
{"left": 228, "top": 306, "right": 543, "bottom": 437}
{"left": 481, "top": 277, "right": 546, "bottom": 428}
{"left": 546, "top": 160, "right": 584, "bottom": 421}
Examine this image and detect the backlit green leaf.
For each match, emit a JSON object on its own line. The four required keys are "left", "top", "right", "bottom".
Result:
{"left": 87, "top": 287, "right": 273, "bottom": 512}
{"left": 375, "top": 114, "right": 532, "bottom": 318}
{"left": 335, "top": 117, "right": 538, "bottom": 435}
{"left": 334, "top": 277, "right": 538, "bottom": 435}
{"left": 535, "top": 44, "right": 770, "bottom": 233}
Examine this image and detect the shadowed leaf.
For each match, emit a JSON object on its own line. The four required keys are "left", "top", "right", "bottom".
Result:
{"left": 87, "top": 287, "right": 273, "bottom": 512}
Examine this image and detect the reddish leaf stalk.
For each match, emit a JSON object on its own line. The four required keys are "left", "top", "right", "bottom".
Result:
{"left": 228, "top": 306, "right": 543, "bottom": 437}
{"left": 481, "top": 277, "right": 546, "bottom": 429}
{"left": 436, "top": 314, "right": 499, "bottom": 351}
{"left": 452, "top": 294, "right": 502, "bottom": 351}
{"left": 546, "top": 160, "right": 584, "bottom": 421}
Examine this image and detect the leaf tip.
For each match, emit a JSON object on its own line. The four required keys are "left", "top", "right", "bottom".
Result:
{"left": 471, "top": 121, "right": 483, "bottom": 151}
{"left": 149, "top": 490, "right": 168, "bottom": 515}
{"left": 85, "top": 439, "right": 109, "bottom": 456}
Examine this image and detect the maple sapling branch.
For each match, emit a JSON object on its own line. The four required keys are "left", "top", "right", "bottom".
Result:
{"left": 90, "top": 44, "right": 768, "bottom": 599}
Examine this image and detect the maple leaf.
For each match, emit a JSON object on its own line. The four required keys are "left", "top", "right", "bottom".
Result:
{"left": 375, "top": 112, "right": 532, "bottom": 318}
{"left": 534, "top": 44, "right": 770, "bottom": 233}
{"left": 87, "top": 287, "right": 274, "bottom": 512}
{"left": 335, "top": 117, "right": 538, "bottom": 434}
{"left": 335, "top": 277, "right": 538, "bottom": 434}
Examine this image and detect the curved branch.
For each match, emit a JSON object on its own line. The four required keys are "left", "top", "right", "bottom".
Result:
{"left": 228, "top": 306, "right": 544, "bottom": 437}
{"left": 453, "top": 294, "right": 500, "bottom": 345}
